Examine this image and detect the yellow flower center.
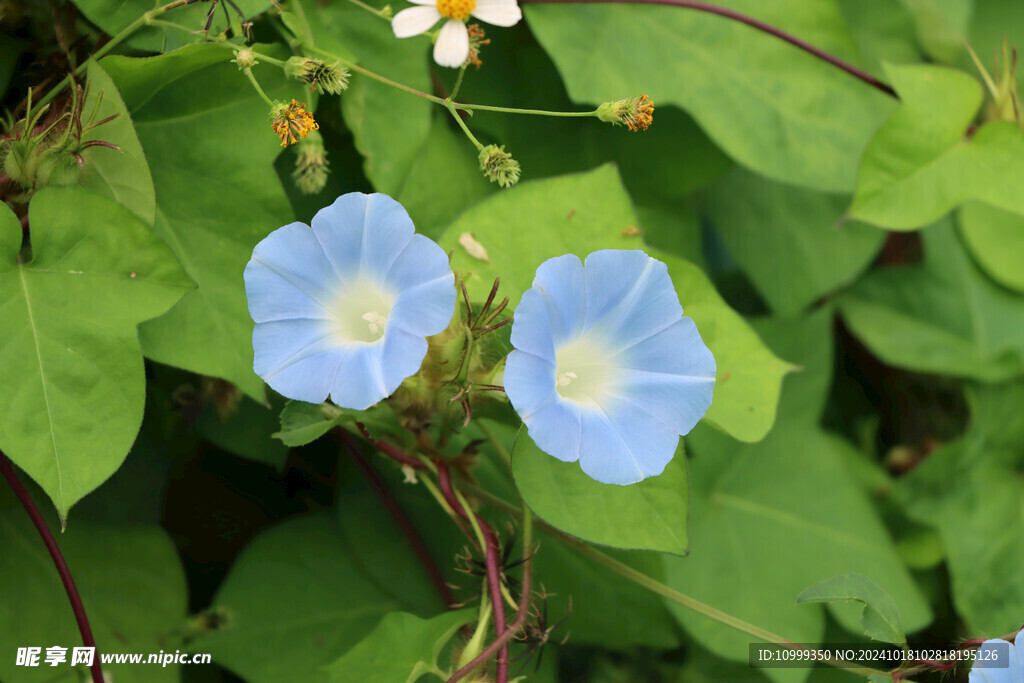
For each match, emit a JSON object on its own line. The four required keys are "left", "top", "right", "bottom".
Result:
{"left": 553, "top": 335, "right": 619, "bottom": 407}
{"left": 332, "top": 281, "right": 395, "bottom": 345}
{"left": 437, "top": 0, "right": 475, "bottom": 21}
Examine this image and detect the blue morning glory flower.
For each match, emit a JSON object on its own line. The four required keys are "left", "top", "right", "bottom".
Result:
{"left": 505, "top": 250, "right": 716, "bottom": 485}
{"left": 244, "top": 193, "right": 455, "bottom": 409}
{"left": 970, "top": 635, "right": 1023, "bottom": 683}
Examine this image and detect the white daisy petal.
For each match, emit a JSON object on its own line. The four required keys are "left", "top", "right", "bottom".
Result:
{"left": 433, "top": 19, "right": 470, "bottom": 68}
{"left": 392, "top": 6, "right": 442, "bottom": 37}
{"left": 470, "top": 0, "right": 521, "bottom": 27}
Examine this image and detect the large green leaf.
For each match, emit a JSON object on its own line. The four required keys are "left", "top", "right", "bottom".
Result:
{"left": 0, "top": 188, "right": 192, "bottom": 516}
{"left": 457, "top": 28, "right": 732, "bottom": 263}
{"left": 838, "top": 219, "right": 1024, "bottom": 381}
{"left": 439, "top": 165, "right": 792, "bottom": 442}
{"left": 702, "top": 168, "right": 884, "bottom": 316}
{"left": 958, "top": 201, "right": 1024, "bottom": 293}
{"left": 397, "top": 113, "right": 495, "bottom": 240}
{"left": 103, "top": 45, "right": 303, "bottom": 400}
{"left": 0, "top": 510, "right": 187, "bottom": 682}
{"left": 526, "top": 0, "right": 894, "bottom": 192}
{"left": 894, "top": 382, "right": 1024, "bottom": 635}
{"left": 664, "top": 422, "right": 931, "bottom": 676}
{"left": 334, "top": 478, "right": 449, "bottom": 618}
{"left": 514, "top": 433, "right": 688, "bottom": 554}
{"left": 80, "top": 61, "right": 155, "bottom": 226}
{"left": 900, "top": 0, "right": 972, "bottom": 63}
{"left": 835, "top": 0, "right": 920, "bottom": 76}
{"left": 750, "top": 307, "right": 835, "bottom": 426}
{"left": 530, "top": 538, "right": 679, "bottom": 649}
{"left": 796, "top": 574, "right": 906, "bottom": 645}
{"left": 196, "top": 515, "right": 401, "bottom": 683}
{"left": 195, "top": 392, "right": 289, "bottom": 469}
{"left": 848, "top": 62, "right": 1024, "bottom": 229}
{"left": 323, "top": 610, "right": 473, "bottom": 683}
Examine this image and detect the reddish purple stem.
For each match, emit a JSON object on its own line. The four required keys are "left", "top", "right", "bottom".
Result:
{"left": 334, "top": 429, "right": 457, "bottom": 609}
{"left": 517, "top": 0, "right": 899, "bottom": 99}
{"left": 0, "top": 453, "right": 104, "bottom": 683}
{"left": 437, "top": 463, "right": 510, "bottom": 683}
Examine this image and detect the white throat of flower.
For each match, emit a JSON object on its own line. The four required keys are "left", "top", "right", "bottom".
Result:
{"left": 331, "top": 280, "right": 395, "bottom": 345}
{"left": 553, "top": 334, "right": 619, "bottom": 407}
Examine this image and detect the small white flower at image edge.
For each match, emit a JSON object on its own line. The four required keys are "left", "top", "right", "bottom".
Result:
{"left": 391, "top": 0, "right": 522, "bottom": 68}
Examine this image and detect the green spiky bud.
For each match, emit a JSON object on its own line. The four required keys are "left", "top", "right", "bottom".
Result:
{"left": 284, "top": 56, "right": 350, "bottom": 95}
{"left": 478, "top": 144, "right": 520, "bottom": 188}
{"left": 292, "top": 129, "right": 330, "bottom": 194}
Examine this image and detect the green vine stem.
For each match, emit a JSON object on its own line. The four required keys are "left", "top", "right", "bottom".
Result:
{"left": 447, "top": 506, "right": 534, "bottom": 683}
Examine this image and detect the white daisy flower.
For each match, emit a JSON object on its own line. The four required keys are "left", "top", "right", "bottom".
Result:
{"left": 391, "top": 0, "right": 522, "bottom": 68}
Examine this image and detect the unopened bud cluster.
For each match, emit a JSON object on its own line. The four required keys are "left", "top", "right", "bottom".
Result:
{"left": 1, "top": 86, "right": 121, "bottom": 199}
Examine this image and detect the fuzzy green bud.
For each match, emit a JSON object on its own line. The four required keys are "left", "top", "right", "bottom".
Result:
{"left": 292, "top": 129, "right": 330, "bottom": 194}
{"left": 478, "top": 144, "right": 520, "bottom": 188}
{"left": 1, "top": 141, "right": 33, "bottom": 188}
{"left": 284, "top": 56, "right": 350, "bottom": 95}
{"left": 233, "top": 49, "right": 257, "bottom": 70}
{"left": 38, "top": 151, "right": 82, "bottom": 187}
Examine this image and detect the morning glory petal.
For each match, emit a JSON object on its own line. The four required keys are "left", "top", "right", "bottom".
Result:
{"left": 969, "top": 637, "right": 1023, "bottom": 683}
{"left": 328, "top": 343, "right": 390, "bottom": 410}
{"left": 612, "top": 318, "right": 716, "bottom": 434}
{"left": 245, "top": 222, "right": 339, "bottom": 322}
{"left": 311, "top": 193, "right": 415, "bottom": 284}
{"left": 390, "top": 276, "right": 457, "bottom": 336}
{"left": 524, "top": 400, "right": 582, "bottom": 463}
{"left": 381, "top": 326, "right": 430, "bottom": 390}
{"left": 504, "top": 350, "right": 558, "bottom": 419}
{"left": 581, "top": 250, "right": 652, "bottom": 326}
{"left": 387, "top": 235, "right": 457, "bottom": 336}
{"left": 509, "top": 289, "right": 556, "bottom": 364}
{"left": 246, "top": 193, "right": 455, "bottom": 408}
{"left": 585, "top": 250, "right": 684, "bottom": 351}
{"left": 614, "top": 316, "right": 716, "bottom": 374}
{"left": 578, "top": 399, "right": 679, "bottom": 485}
{"left": 253, "top": 319, "right": 343, "bottom": 403}
{"left": 532, "top": 254, "right": 587, "bottom": 346}
{"left": 505, "top": 249, "right": 715, "bottom": 484}
{"left": 386, "top": 234, "right": 456, "bottom": 290}
{"left": 243, "top": 261, "right": 332, "bottom": 323}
